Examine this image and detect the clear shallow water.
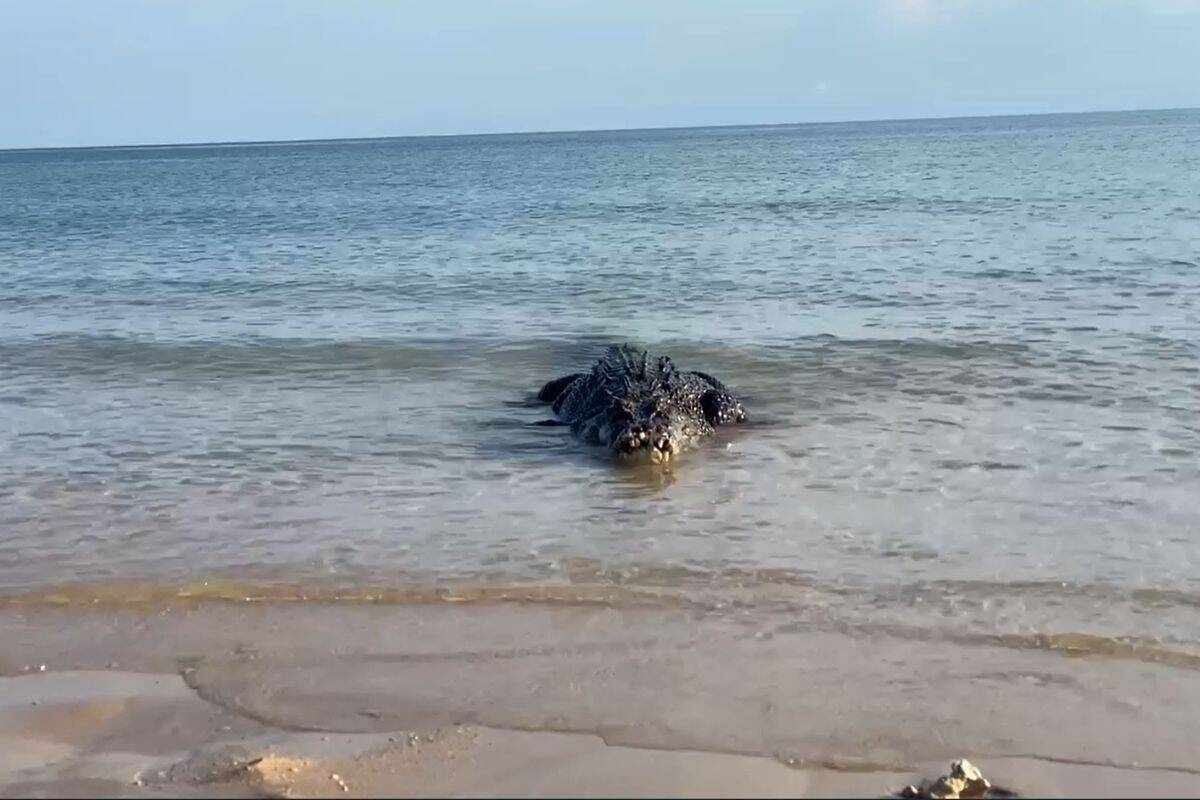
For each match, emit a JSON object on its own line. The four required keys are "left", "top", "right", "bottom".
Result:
{"left": 2, "top": 110, "right": 1199, "bottom": 650}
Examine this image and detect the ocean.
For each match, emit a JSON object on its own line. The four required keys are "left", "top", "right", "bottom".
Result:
{"left": 2, "top": 109, "right": 1200, "bottom": 675}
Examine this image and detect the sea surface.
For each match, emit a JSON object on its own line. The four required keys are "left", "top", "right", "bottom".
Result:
{"left": 2, "top": 109, "right": 1200, "bottom": 657}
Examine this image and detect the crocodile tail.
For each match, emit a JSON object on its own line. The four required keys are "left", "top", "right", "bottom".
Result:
{"left": 656, "top": 355, "right": 675, "bottom": 383}
{"left": 600, "top": 344, "right": 644, "bottom": 372}
{"left": 597, "top": 345, "right": 681, "bottom": 396}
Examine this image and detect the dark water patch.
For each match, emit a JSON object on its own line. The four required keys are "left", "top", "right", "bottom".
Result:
{"left": 0, "top": 332, "right": 1063, "bottom": 386}
{"left": 931, "top": 460, "right": 1027, "bottom": 472}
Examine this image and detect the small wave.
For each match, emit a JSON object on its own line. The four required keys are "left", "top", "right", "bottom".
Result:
{"left": 0, "top": 332, "right": 1058, "bottom": 384}
{"left": 0, "top": 335, "right": 484, "bottom": 379}
{"left": 0, "top": 579, "right": 684, "bottom": 611}
{"left": 8, "top": 573, "right": 1200, "bottom": 673}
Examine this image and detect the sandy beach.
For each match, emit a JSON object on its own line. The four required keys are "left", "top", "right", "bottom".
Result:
{"left": 0, "top": 668, "right": 878, "bottom": 798}
{"left": 5, "top": 1, "right": 1200, "bottom": 796}
{"left": 6, "top": 668, "right": 1200, "bottom": 799}
{"left": 3, "top": 594, "right": 1200, "bottom": 798}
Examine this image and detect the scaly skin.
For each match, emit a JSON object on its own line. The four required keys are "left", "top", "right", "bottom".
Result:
{"left": 537, "top": 344, "right": 747, "bottom": 464}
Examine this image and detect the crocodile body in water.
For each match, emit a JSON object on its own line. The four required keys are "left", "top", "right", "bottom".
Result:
{"left": 536, "top": 344, "right": 747, "bottom": 464}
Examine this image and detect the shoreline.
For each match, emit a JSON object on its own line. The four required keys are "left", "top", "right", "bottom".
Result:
{"left": 0, "top": 670, "right": 892, "bottom": 798}
{"left": 5, "top": 671, "right": 1199, "bottom": 799}
{"left": 4, "top": 601, "right": 1200, "bottom": 797}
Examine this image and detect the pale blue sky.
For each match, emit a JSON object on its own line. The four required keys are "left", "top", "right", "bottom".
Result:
{"left": 3, "top": 0, "right": 1199, "bottom": 149}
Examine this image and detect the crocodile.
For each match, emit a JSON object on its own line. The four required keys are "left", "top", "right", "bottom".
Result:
{"left": 536, "top": 344, "right": 747, "bottom": 464}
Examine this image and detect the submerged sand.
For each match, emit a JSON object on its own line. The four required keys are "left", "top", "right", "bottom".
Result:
{"left": 3, "top": 596, "right": 1200, "bottom": 797}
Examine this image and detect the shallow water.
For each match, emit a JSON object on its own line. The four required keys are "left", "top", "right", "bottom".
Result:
{"left": 2, "top": 110, "right": 1200, "bottom": 658}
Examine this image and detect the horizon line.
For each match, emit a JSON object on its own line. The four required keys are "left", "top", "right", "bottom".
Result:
{"left": 3, "top": 104, "right": 1197, "bottom": 154}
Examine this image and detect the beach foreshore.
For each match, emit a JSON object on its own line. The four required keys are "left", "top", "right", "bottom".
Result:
{"left": 0, "top": 669, "right": 885, "bottom": 798}
{"left": 4, "top": 670, "right": 1197, "bottom": 799}
{"left": 3, "top": 596, "right": 1199, "bottom": 798}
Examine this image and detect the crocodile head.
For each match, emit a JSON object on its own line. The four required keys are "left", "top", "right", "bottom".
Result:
{"left": 607, "top": 402, "right": 703, "bottom": 465}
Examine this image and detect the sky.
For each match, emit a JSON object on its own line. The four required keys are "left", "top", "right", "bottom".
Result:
{"left": 2, "top": 0, "right": 1199, "bottom": 149}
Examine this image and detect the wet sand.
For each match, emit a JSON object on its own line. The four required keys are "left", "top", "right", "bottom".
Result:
{"left": 3, "top": 597, "right": 1200, "bottom": 797}
{"left": 0, "top": 670, "right": 874, "bottom": 798}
